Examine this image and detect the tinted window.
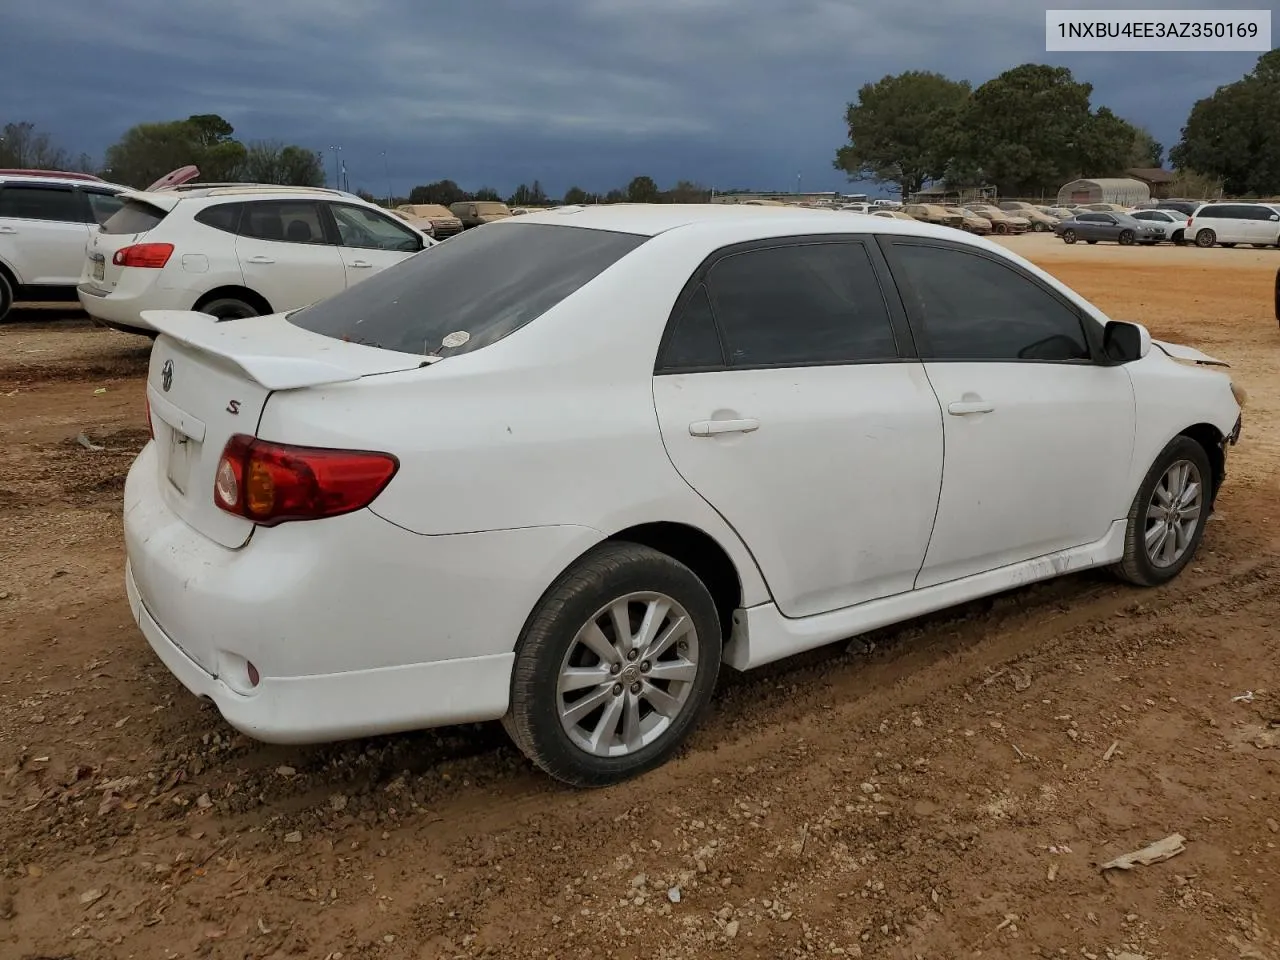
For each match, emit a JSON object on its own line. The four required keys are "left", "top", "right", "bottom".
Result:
{"left": 0, "top": 185, "right": 83, "bottom": 222}
{"left": 85, "top": 191, "right": 124, "bottom": 226}
{"left": 657, "top": 285, "right": 723, "bottom": 370}
{"left": 705, "top": 241, "right": 897, "bottom": 366}
{"left": 1195, "top": 206, "right": 1223, "bottom": 218}
{"left": 330, "top": 203, "right": 421, "bottom": 251}
{"left": 241, "top": 200, "right": 327, "bottom": 244}
{"left": 289, "top": 222, "right": 646, "bottom": 356}
{"left": 889, "top": 243, "right": 1090, "bottom": 362}
{"left": 194, "top": 202, "right": 243, "bottom": 234}
{"left": 100, "top": 198, "right": 167, "bottom": 235}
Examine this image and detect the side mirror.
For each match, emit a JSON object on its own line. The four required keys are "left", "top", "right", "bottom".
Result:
{"left": 1102, "top": 320, "right": 1150, "bottom": 363}
{"left": 1270, "top": 214, "right": 1279, "bottom": 221}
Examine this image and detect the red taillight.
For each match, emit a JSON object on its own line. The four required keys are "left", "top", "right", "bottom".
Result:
{"left": 213, "top": 434, "right": 398, "bottom": 526}
{"left": 113, "top": 243, "right": 174, "bottom": 268}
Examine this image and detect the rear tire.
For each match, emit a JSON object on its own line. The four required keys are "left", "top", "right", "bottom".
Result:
{"left": 1062, "top": 229, "right": 1077, "bottom": 244}
{"left": 1274, "top": 265, "right": 1279, "bottom": 327}
{"left": 1112, "top": 436, "right": 1213, "bottom": 587}
{"left": 505, "top": 542, "right": 723, "bottom": 787}
{"left": 0, "top": 271, "right": 12, "bottom": 323}
{"left": 195, "top": 296, "right": 259, "bottom": 321}
{"left": 1172, "top": 230, "right": 1185, "bottom": 245}
{"left": 1086, "top": 239, "right": 1098, "bottom": 244}
{"left": 1195, "top": 229, "right": 1216, "bottom": 248}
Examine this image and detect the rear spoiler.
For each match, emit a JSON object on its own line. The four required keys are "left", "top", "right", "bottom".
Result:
{"left": 140, "top": 310, "right": 433, "bottom": 391}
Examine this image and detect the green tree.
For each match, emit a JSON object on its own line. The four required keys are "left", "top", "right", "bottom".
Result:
{"left": 473, "top": 186, "right": 502, "bottom": 202}
{"left": 1171, "top": 50, "right": 1280, "bottom": 195}
{"left": 604, "top": 188, "right": 626, "bottom": 203}
{"left": 1129, "top": 128, "right": 1163, "bottom": 168}
{"left": 104, "top": 114, "right": 246, "bottom": 186}
{"left": 626, "top": 175, "right": 659, "bottom": 203}
{"left": 239, "top": 141, "right": 325, "bottom": 186}
{"left": 959, "top": 64, "right": 1093, "bottom": 196}
{"left": 507, "top": 181, "right": 549, "bottom": 206}
{"left": 664, "top": 180, "right": 711, "bottom": 203}
{"left": 1075, "top": 107, "right": 1143, "bottom": 177}
{"left": 563, "top": 185, "right": 589, "bottom": 205}
{"left": 408, "top": 179, "right": 471, "bottom": 206}
{"left": 833, "top": 71, "right": 972, "bottom": 197}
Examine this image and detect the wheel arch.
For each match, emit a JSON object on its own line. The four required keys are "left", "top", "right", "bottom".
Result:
{"left": 192, "top": 285, "right": 273, "bottom": 316}
{"left": 0, "top": 255, "right": 20, "bottom": 292}
{"left": 1178, "top": 422, "right": 1227, "bottom": 505}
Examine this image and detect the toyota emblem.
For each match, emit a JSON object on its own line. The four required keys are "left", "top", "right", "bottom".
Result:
{"left": 161, "top": 359, "right": 173, "bottom": 392}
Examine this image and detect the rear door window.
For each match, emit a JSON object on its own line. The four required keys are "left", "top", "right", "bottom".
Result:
{"left": 84, "top": 190, "right": 125, "bottom": 226}
{"left": 289, "top": 222, "right": 646, "bottom": 356}
{"left": 0, "top": 184, "right": 84, "bottom": 222}
{"left": 240, "top": 200, "right": 329, "bottom": 244}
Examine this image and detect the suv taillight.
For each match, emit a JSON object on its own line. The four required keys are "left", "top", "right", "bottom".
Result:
{"left": 213, "top": 434, "right": 398, "bottom": 526}
{"left": 113, "top": 243, "right": 174, "bottom": 268}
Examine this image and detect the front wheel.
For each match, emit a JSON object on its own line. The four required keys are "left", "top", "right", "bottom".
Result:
{"left": 1062, "top": 229, "right": 1077, "bottom": 244}
{"left": 1118, "top": 229, "right": 1136, "bottom": 246}
{"left": 993, "top": 222, "right": 1010, "bottom": 235}
{"left": 1113, "top": 436, "right": 1212, "bottom": 587}
{"left": 504, "top": 542, "right": 723, "bottom": 786}
{"left": 1172, "top": 230, "right": 1185, "bottom": 245}
{"left": 1032, "top": 221, "right": 1048, "bottom": 233}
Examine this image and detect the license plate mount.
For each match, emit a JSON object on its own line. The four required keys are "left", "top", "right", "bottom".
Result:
{"left": 166, "top": 430, "right": 193, "bottom": 495}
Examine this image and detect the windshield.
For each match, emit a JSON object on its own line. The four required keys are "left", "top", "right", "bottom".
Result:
{"left": 289, "top": 222, "right": 647, "bottom": 357}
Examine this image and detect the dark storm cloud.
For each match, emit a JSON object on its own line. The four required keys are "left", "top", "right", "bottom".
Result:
{"left": 2, "top": 0, "right": 1269, "bottom": 196}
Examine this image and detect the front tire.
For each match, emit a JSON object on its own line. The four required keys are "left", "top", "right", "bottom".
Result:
{"left": 505, "top": 542, "right": 723, "bottom": 787}
{"left": 993, "top": 222, "right": 1010, "bottom": 235}
{"left": 1062, "top": 229, "right": 1077, "bottom": 244}
{"left": 1118, "top": 229, "right": 1136, "bottom": 246}
{"left": 0, "top": 272, "right": 12, "bottom": 322}
{"left": 1033, "top": 221, "right": 1048, "bottom": 233}
{"left": 1113, "top": 436, "right": 1213, "bottom": 587}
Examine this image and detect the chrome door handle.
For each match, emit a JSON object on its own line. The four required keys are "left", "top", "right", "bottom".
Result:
{"left": 947, "top": 400, "right": 994, "bottom": 416}
{"left": 349, "top": 260, "right": 373, "bottom": 268}
{"left": 689, "top": 418, "right": 760, "bottom": 437}
{"left": 246, "top": 255, "right": 275, "bottom": 264}
{"left": 0, "top": 226, "right": 17, "bottom": 234}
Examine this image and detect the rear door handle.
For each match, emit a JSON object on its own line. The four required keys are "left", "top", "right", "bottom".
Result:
{"left": 689, "top": 418, "right": 760, "bottom": 437}
{"left": 947, "top": 400, "right": 994, "bottom": 416}
{"left": 0, "top": 226, "right": 17, "bottom": 234}
{"left": 350, "top": 259, "right": 374, "bottom": 268}
{"left": 246, "top": 255, "right": 275, "bottom": 264}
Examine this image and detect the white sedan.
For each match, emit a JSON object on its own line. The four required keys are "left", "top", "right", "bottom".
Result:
{"left": 124, "top": 205, "right": 1244, "bottom": 786}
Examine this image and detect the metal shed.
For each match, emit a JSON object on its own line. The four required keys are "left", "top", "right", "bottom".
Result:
{"left": 1057, "top": 178, "right": 1151, "bottom": 206}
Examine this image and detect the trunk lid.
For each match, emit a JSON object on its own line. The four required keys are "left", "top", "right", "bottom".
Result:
{"left": 142, "top": 310, "right": 431, "bottom": 548}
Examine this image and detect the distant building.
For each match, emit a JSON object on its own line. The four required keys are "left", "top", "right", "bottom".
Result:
{"left": 1057, "top": 177, "right": 1151, "bottom": 207}
{"left": 1124, "top": 168, "right": 1178, "bottom": 200}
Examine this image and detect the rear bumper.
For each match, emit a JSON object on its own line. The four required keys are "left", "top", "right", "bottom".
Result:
{"left": 126, "top": 560, "right": 514, "bottom": 743}
{"left": 78, "top": 281, "right": 194, "bottom": 333}
{"left": 123, "top": 443, "right": 600, "bottom": 743}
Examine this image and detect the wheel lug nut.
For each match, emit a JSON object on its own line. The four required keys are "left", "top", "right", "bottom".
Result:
{"left": 640, "top": 661, "right": 650, "bottom": 673}
{"left": 630, "top": 682, "right": 642, "bottom": 694}
{"left": 610, "top": 663, "right": 621, "bottom": 675}
{"left": 627, "top": 649, "right": 638, "bottom": 661}
{"left": 612, "top": 684, "right": 623, "bottom": 696}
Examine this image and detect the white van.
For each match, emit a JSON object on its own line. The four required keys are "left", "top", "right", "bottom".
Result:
{"left": 1187, "top": 202, "right": 1280, "bottom": 248}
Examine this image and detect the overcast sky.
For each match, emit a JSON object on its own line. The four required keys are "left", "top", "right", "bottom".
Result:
{"left": 4, "top": 0, "right": 1271, "bottom": 197}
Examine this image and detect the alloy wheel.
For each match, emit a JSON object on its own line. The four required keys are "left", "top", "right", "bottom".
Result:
{"left": 1144, "top": 459, "right": 1203, "bottom": 568}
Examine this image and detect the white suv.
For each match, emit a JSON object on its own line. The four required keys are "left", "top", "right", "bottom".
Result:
{"left": 0, "top": 173, "right": 127, "bottom": 321}
{"left": 77, "top": 185, "right": 435, "bottom": 333}
{"left": 1187, "top": 201, "right": 1280, "bottom": 249}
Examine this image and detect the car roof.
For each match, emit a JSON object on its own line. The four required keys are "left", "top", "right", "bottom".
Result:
{"left": 117, "top": 184, "right": 387, "bottom": 212}
{"left": 490, "top": 202, "right": 986, "bottom": 245}
{"left": 0, "top": 172, "right": 125, "bottom": 190}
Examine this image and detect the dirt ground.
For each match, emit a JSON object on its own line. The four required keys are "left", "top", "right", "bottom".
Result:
{"left": 1, "top": 237, "right": 1278, "bottom": 960}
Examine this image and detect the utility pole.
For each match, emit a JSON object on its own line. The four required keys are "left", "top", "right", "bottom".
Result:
{"left": 328, "top": 145, "right": 342, "bottom": 190}
{"left": 381, "top": 150, "right": 392, "bottom": 206}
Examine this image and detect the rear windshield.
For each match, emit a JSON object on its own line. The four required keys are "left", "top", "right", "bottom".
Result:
{"left": 101, "top": 198, "right": 167, "bottom": 235}
{"left": 288, "top": 222, "right": 647, "bottom": 357}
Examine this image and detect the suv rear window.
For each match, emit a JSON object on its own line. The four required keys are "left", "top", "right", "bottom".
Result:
{"left": 101, "top": 198, "right": 168, "bottom": 235}
{"left": 289, "top": 222, "right": 647, "bottom": 357}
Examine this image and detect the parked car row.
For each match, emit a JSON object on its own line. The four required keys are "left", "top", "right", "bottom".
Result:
{"left": 0, "top": 171, "right": 438, "bottom": 327}
{"left": 1053, "top": 201, "right": 1280, "bottom": 248}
